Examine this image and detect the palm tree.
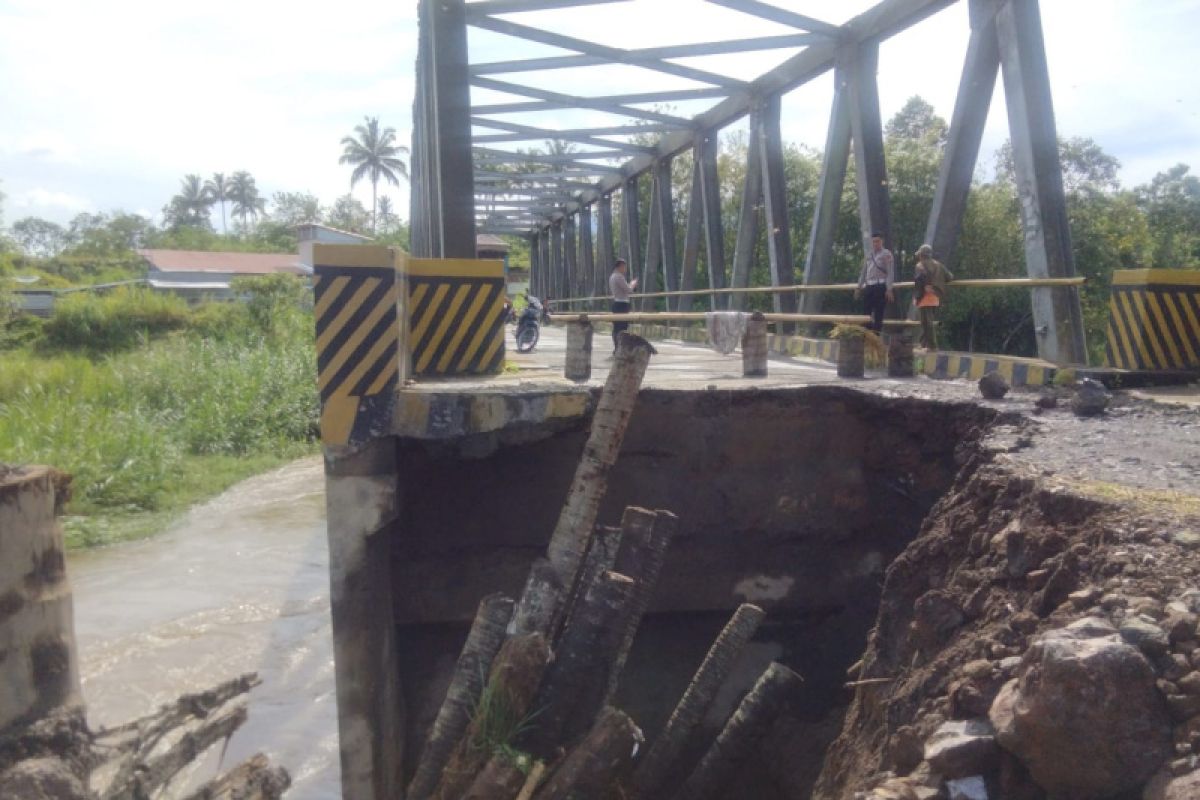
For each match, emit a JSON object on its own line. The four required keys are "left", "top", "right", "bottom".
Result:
{"left": 339, "top": 116, "right": 409, "bottom": 234}
{"left": 376, "top": 196, "right": 396, "bottom": 233}
{"left": 164, "top": 174, "right": 213, "bottom": 229}
{"left": 205, "top": 173, "right": 231, "bottom": 235}
{"left": 228, "top": 171, "right": 266, "bottom": 234}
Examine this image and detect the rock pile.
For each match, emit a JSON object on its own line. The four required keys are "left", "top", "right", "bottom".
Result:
{"left": 815, "top": 463, "right": 1200, "bottom": 800}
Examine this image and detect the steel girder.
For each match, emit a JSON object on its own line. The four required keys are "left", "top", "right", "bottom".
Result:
{"left": 410, "top": 0, "right": 1085, "bottom": 364}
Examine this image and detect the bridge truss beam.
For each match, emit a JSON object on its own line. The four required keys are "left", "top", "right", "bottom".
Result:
{"left": 410, "top": 0, "right": 1086, "bottom": 365}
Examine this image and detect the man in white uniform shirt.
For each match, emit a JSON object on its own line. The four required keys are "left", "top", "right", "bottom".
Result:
{"left": 609, "top": 258, "right": 637, "bottom": 353}
{"left": 855, "top": 232, "right": 894, "bottom": 333}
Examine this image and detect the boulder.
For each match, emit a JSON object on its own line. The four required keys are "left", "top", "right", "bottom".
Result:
{"left": 924, "top": 719, "right": 999, "bottom": 778}
{"left": 1071, "top": 378, "right": 1111, "bottom": 417}
{"left": 1065, "top": 616, "right": 1118, "bottom": 638}
{"left": 888, "top": 725, "right": 925, "bottom": 773}
{"left": 978, "top": 371, "right": 1009, "bottom": 400}
{"left": 1034, "top": 392, "right": 1058, "bottom": 410}
{"left": 989, "top": 630, "right": 1172, "bottom": 798}
{"left": 945, "top": 776, "right": 989, "bottom": 800}
{"left": 1121, "top": 617, "right": 1170, "bottom": 656}
{"left": 1143, "top": 768, "right": 1200, "bottom": 800}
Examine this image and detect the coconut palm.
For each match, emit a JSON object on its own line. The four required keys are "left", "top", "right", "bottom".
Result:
{"left": 164, "top": 174, "right": 213, "bottom": 229}
{"left": 228, "top": 171, "right": 266, "bottom": 234}
{"left": 339, "top": 116, "right": 409, "bottom": 233}
{"left": 205, "top": 173, "right": 231, "bottom": 235}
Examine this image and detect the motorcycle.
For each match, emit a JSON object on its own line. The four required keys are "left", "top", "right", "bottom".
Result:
{"left": 515, "top": 295, "right": 546, "bottom": 353}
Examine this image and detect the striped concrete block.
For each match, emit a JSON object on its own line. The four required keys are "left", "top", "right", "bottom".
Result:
{"left": 1105, "top": 269, "right": 1200, "bottom": 371}
{"left": 407, "top": 257, "right": 507, "bottom": 376}
{"left": 922, "top": 351, "right": 1056, "bottom": 386}
{"left": 313, "top": 244, "right": 401, "bottom": 447}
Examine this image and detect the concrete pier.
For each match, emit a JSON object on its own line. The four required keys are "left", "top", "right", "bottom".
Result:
{"left": 0, "top": 466, "right": 81, "bottom": 735}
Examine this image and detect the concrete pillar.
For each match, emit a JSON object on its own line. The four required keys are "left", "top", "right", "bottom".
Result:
{"left": 742, "top": 313, "right": 768, "bottom": 378}
{"left": 565, "top": 319, "right": 594, "bottom": 382}
{"left": 324, "top": 440, "right": 403, "bottom": 800}
{"left": 0, "top": 466, "right": 81, "bottom": 736}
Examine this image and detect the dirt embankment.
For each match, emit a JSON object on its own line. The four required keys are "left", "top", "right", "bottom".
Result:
{"left": 814, "top": 455, "right": 1200, "bottom": 800}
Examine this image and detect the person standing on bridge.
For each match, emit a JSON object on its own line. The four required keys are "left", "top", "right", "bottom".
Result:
{"left": 913, "top": 243, "right": 953, "bottom": 351}
{"left": 609, "top": 258, "right": 638, "bottom": 353}
{"left": 855, "top": 232, "right": 894, "bottom": 334}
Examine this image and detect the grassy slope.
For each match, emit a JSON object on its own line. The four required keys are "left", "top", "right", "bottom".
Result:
{"left": 0, "top": 290, "right": 319, "bottom": 548}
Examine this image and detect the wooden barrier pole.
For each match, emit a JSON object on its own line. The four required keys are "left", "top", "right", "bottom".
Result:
{"left": 551, "top": 276, "right": 1086, "bottom": 306}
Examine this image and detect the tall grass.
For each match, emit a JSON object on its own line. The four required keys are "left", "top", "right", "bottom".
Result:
{"left": 43, "top": 288, "right": 192, "bottom": 351}
{"left": 0, "top": 281, "right": 319, "bottom": 546}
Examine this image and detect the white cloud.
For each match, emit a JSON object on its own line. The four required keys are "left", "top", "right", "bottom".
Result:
{"left": 1, "top": 0, "right": 1197, "bottom": 226}
{"left": 11, "top": 188, "right": 92, "bottom": 214}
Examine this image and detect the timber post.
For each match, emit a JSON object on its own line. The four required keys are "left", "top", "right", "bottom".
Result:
{"left": 565, "top": 319, "right": 594, "bottom": 382}
{"left": 742, "top": 312, "right": 769, "bottom": 377}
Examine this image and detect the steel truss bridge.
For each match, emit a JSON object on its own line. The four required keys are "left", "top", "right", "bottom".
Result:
{"left": 409, "top": 0, "right": 1087, "bottom": 364}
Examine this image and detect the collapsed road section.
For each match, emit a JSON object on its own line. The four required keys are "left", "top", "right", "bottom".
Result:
{"left": 324, "top": 331, "right": 1200, "bottom": 800}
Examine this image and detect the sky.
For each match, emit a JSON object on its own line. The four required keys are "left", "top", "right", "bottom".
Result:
{"left": 1, "top": 0, "right": 1198, "bottom": 228}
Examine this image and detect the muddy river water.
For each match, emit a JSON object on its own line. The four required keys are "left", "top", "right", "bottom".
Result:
{"left": 68, "top": 457, "right": 340, "bottom": 798}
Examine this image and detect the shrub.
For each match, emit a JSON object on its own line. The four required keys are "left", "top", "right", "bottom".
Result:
{"left": 232, "top": 273, "right": 310, "bottom": 335}
{"left": 43, "top": 288, "right": 191, "bottom": 351}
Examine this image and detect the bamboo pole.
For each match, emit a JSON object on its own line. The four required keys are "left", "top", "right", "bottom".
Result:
{"left": 630, "top": 604, "right": 765, "bottom": 800}
{"left": 606, "top": 508, "right": 678, "bottom": 703}
{"left": 545, "top": 333, "right": 654, "bottom": 592}
{"left": 571, "top": 312, "right": 871, "bottom": 325}
{"left": 552, "top": 276, "right": 1087, "bottom": 305}
{"left": 532, "top": 707, "right": 644, "bottom": 800}
{"left": 674, "top": 662, "right": 804, "bottom": 800}
{"left": 408, "top": 594, "right": 515, "bottom": 800}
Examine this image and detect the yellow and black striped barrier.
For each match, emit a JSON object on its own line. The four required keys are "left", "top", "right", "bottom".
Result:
{"left": 1105, "top": 269, "right": 1200, "bottom": 372}
{"left": 313, "top": 244, "right": 400, "bottom": 447}
{"left": 406, "top": 258, "right": 506, "bottom": 376}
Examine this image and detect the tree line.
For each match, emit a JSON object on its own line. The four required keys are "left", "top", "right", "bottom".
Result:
{"left": 508, "top": 96, "right": 1200, "bottom": 362}
{"left": 5, "top": 101, "right": 1200, "bottom": 361}
{"left": 0, "top": 115, "right": 410, "bottom": 282}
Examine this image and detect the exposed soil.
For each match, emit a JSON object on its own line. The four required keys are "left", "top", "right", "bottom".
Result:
{"left": 813, "top": 445, "right": 1200, "bottom": 799}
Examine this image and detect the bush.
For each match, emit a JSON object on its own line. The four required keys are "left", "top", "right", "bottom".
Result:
{"left": 43, "top": 288, "right": 191, "bottom": 351}
{"left": 0, "top": 320, "right": 318, "bottom": 517}
{"left": 232, "top": 273, "right": 310, "bottom": 337}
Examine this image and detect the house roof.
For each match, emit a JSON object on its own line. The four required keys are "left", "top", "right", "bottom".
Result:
{"left": 137, "top": 249, "right": 307, "bottom": 275}
{"left": 296, "top": 223, "right": 374, "bottom": 242}
{"left": 476, "top": 234, "right": 510, "bottom": 252}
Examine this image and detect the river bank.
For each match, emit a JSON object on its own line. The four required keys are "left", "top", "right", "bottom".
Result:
{"left": 71, "top": 456, "right": 339, "bottom": 798}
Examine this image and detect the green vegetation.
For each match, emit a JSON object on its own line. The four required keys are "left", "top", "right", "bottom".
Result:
{"left": 467, "top": 670, "right": 540, "bottom": 775}
{"left": 0, "top": 278, "right": 318, "bottom": 548}
{"left": 598, "top": 96, "right": 1200, "bottom": 365}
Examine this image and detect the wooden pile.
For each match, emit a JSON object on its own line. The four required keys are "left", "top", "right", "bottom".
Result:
{"left": 90, "top": 672, "right": 290, "bottom": 800}
{"left": 406, "top": 333, "right": 804, "bottom": 800}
